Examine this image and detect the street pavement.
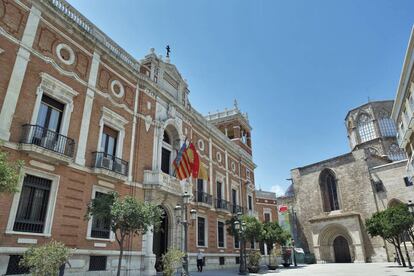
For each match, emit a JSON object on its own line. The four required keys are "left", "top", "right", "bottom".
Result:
{"left": 199, "top": 263, "right": 414, "bottom": 276}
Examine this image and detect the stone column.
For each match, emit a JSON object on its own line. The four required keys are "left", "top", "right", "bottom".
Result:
{"left": 142, "top": 226, "right": 157, "bottom": 276}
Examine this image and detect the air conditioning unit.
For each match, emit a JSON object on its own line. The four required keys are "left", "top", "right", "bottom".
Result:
{"left": 101, "top": 156, "right": 113, "bottom": 170}
{"left": 114, "top": 162, "right": 127, "bottom": 175}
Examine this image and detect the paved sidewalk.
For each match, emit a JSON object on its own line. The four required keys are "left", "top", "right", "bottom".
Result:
{"left": 198, "top": 263, "right": 414, "bottom": 276}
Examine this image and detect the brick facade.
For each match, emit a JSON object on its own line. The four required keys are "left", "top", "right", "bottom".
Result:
{"left": 0, "top": 0, "right": 257, "bottom": 274}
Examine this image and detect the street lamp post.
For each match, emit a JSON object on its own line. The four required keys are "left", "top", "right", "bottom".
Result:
{"left": 291, "top": 239, "right": 297, "bottom": 267}
{"left": 234, "top": 212, "right": 247, "bottom": 275}
{"left": 175, "top": 191, "right": 197, "bottom": 276}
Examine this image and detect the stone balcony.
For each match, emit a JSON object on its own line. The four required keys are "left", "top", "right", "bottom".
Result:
{"left": 143, "top": 170, "right": 184, "bottom": 196}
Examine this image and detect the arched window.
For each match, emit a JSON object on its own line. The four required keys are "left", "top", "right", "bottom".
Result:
{"left": 320, "top": 169, "right": 340, "bottom": 212}
{"left": 388, "top": 144, "right": 406, "bottom": 161}
{"left": 161, "top": 131, "right": 172, "bottom": 174}
{"left": 357, "top": 113, "right": 376, "bottom": 143}
{"left": 378, "top": 110, "right": 397, "bottom": 137}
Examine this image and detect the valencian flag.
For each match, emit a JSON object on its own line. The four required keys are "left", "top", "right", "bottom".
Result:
{"left": 173, "top": 141, "right": 208, "bottom": 181}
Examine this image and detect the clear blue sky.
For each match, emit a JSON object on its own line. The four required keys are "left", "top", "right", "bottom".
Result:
{"left": 68, "top": 0, "right": 414, "bottom": 195}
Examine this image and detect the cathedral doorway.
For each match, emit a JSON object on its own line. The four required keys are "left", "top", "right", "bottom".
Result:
{"left": 153, "top": 207, "right": 169, "bottom": 272}
{"left": 333, "top": 236, "right": 352, "bottom": 263}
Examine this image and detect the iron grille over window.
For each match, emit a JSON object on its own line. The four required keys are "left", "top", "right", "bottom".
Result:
{"left": 218, "top": 221, "right": 225, "bottom": 247}
{"left": 6, "top": 255, "right": 30, "bottom": 275}
{"left": 91, "top": 192, "right": 111, "bottom": 239}
{"left": 264, "top": 213, "right": 271, "bottom": 222}
{"left": 89, "top": 256, "right": 107, "bottom": 271}
{"left": 219, "top": 257, "right": 225, "bottom": 265}
{"left": 357, "top": 114, "right": 376, "bottom": 143}
{"left": 13, "top": 175, "right": 51, "bottom": 233}
{"left": 198, "top": 217, "right": 206, "bottom": 246}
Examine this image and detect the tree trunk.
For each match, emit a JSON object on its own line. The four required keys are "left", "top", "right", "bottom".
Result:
{"left": 397, "top": 244, "right": 406, "bottom": 267}
{"left": 403, "top": 239, "right": 412, "bottom": 268}
{"left": 117, "top": 235, "right": 125, "bottom": 276}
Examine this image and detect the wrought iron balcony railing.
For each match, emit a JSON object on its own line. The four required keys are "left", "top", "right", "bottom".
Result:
{"left": 230, "top": 204, "right": 245, "bottom": 214}
{"left": 20, "top": 124, "right": 75, "bottom": 157}
{"left": 215, "top": 198, "right": 230, "bottom": 211}
{"left": 92, "top": 152, "right": 128, "bottom": 176}
{"left": 195, "top": 191, "right": 213, "bottom": 205}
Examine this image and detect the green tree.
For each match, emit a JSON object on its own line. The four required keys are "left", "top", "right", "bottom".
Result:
{"left": 86, "top": 193, "right": 163, "bottom": 276}
{"left": 261, "top": 221, "right": 290, "bottom": 264}
{"left": 20, "top": 240, "right": 70, "bottom": 276}
{"left": 366, "top": 204, "right": 414, "bottom": 267}
{"left": 0, "top": 149, "right": 23, "bottom": 194}
{"left": 227, "top": 215, "right": 264, "bottom": 250}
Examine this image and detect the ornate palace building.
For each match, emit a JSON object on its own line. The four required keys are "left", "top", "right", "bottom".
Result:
{"left": 291, "top": 101, "right": 414, "bottom": 263}
{"left": 392, "top": 27, "right": 414, "bottom": 180}
{"left": 0, "top": 0, "right": 257, "bottom": 274}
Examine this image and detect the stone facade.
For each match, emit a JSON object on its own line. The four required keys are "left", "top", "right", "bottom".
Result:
{"left": 291, "top": 101, "right": 414, "bottom": 264}
{"left": 0, "top": 0, "right": 258, "bottom": 274}
{"left": 391, "top": 27, "right": 414, "bottom": 180}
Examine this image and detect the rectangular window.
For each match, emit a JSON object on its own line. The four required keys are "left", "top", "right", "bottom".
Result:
{"left": 161, "top": 148, "right": 171, "bottom": 174}
{"left": 404, "top": 177, "right": 413, "bottom": 187}
{"left": 235, "top": 257, "right": 240, "bottom": 264}
{"left": 197, "top": 179, "right": 204, "bottom": 202}
{"left": 234, "top": 234, "right": 240, "bottom": 249}
{"left": 219, "top": 257, "right": 225, "bottom": 265}
{"left": 198, "top": 217, "right": 206, "bottom": 247}
{"left": 250, "top": 239, "right": 255, "bottom": 249}
{"left": 232, "top": 189, "right": 237, "bottom": 206}
{"left": 89, "top": 256, "right": 107, "bottom": 271}
{"left": 248, "top": 195, "right": 253, "bottom": 210}
{"left": 6, "top": 255, "right": 30, "bottom": 275}
{"left": 101, "top": 126, "right": 118, "bottom": 156}
{"left": 36, "top": 95, "right": 64, "bottom": 133}
{"left": 216, "top": 181, "right": 222, "bottom": 199}
{"left": 91, "top": 192, "right": 111, "bottom": 239}
{"left": 13, "top": 175, "right": 51, "bottom": 233}
{"left": 264, "top": 213, "right": 271, "bottom": 222}
{"left": 218, "top": 221, "right": 225, "bottom": 248}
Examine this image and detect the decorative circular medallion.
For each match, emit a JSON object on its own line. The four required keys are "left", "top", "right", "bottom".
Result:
{"left": 197, "top": 139, "right": 205, "bottom": 151}
{"left": 216, "top": 152, "right": 222, "bottom": 163}
{"left": 110, "top": 80, "right": 125, "bottom": 98}
{"left": 56, "top": 43, "right": 75, "bottom": 65}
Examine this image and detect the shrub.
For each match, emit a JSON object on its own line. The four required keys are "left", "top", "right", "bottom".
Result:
{"left": 248, "top": 250, "right": 262, "bottom": 267}
{"left": 162, "top": 249, "right": 185, "bottom": 276}
{"left": 20, "top": 240, "right": 70, "bottom": 276}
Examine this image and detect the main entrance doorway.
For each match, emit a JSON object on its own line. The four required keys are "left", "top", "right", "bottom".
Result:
{"left": 153, "top": 207, "right": 169, "bottom": 272}
{"left": 333, "top": 236, "right": 351, "bottom": 263}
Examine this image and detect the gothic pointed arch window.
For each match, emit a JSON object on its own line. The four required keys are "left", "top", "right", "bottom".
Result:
{"left": 378, "top": 110, "right": 397, "bottom": 137}
{"left": 388, "top": 143, "right": 406, "bottom": 161}
{"left": 357, "top": 113, "right": 376, "bottom": 143}
{"left": 320, "top": 169, "right": 340, "bottom": 212}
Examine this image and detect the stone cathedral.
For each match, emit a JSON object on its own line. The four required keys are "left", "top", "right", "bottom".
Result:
{"left": 290, "top": 100, "right": 414, "bottom": 263}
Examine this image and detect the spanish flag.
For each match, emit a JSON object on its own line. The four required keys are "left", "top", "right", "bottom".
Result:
{"left": 173, "top": 141, "right": 209, "bottom": 181}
